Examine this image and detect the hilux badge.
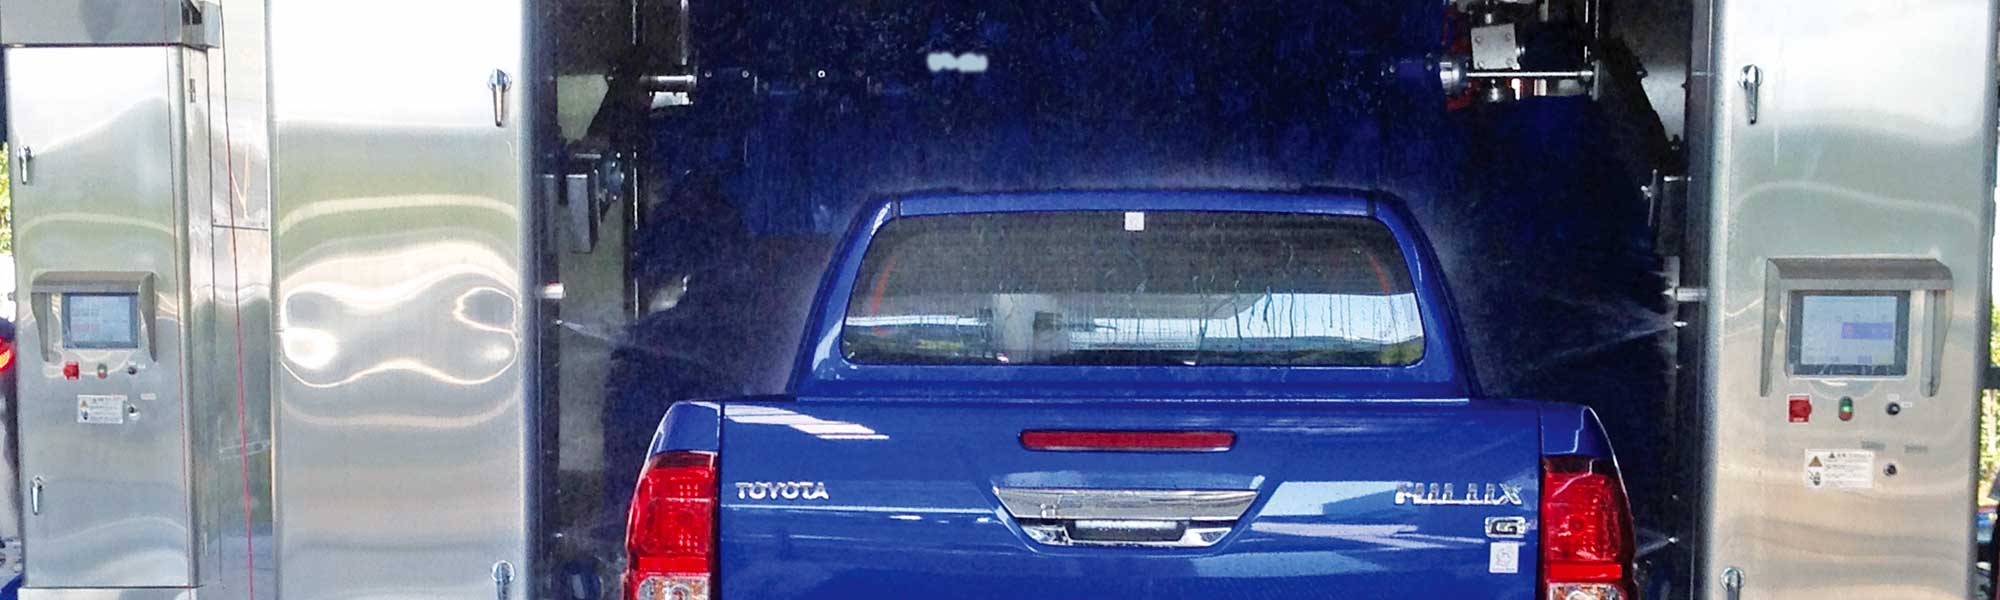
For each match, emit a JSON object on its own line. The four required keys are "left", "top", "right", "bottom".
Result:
{"left": 735, "top": 481, "right": 830, "bottom": 501}
{"left": 1393, "top": 482, "right": 1525, "bottom": 507}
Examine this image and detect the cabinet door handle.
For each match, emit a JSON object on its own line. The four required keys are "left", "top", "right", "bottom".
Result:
{"left": 29, "top": 477, "right": 43, "bottom": 515}
{"left": 18, "top": 146, "right": 33, "bottom": 186}
{"left": 491, "top": 560, "right": 514, "bottom": 600}
{"left": 487, "top": 70, "right": 512, "bottom": 127}
{"left": 1722, "top": 566, "right": 1744, "bottom": 600}
{"left": 1739, "top": 64, "right": 1763, "bottom": 125}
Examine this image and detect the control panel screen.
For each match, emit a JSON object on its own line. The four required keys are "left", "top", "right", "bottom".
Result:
{"left": 1790, "top": 292, "right": 1908, "bottom": 376}
{"left": 62, "top": 293, "right": 139, "bottom": 349}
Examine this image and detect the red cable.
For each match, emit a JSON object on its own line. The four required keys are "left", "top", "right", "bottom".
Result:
{"left": 215, "top": 43, "right": 260, "bottom": 599}
{"left": 1364, "top": 252, "right": 1393, "bottom": 294}
{"left": 864, "top": 251, "right": 900, "bottom": 316}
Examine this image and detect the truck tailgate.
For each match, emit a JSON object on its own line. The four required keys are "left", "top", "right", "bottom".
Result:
{"left": 717, "top": 399, "right": 1541, "bottom": 599}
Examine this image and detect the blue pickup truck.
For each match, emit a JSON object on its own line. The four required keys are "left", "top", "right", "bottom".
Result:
{"left": 622, "top": 190, "right": 1636, "bottom": 600}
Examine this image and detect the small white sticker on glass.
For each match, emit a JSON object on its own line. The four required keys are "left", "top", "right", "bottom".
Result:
{"left": 1489, "top": 541, "right": 1521, "bottom": 574}
{"left": 77, "top": 395, "right": 127, "bottom": 425}
{"left": 1124, "top": 211, "right": 1145, "bottom": 232}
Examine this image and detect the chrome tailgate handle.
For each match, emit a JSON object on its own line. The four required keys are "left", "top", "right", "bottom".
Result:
{"left": 995, "top": 488, "right": 1256, "bottom": 520}
{"left": 996, "top": 488, "right": 1255, "bottom": 548}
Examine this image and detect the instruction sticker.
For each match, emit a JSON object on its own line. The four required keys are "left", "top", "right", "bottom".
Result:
{"left": 77, "top": 395, "right": 127, "bottom": 425}
{"left": 1488, "top": 541, "right": 1521, "bottom": 574}
{"left": 1803, "top": 449, "right": 1874, "bottom": 490}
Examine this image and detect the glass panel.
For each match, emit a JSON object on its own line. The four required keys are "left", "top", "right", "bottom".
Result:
{"left": 842, "top": 211, "right": 1424, "bottom": 366}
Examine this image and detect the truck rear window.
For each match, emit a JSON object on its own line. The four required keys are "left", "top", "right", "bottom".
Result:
{"left": 841, "top": 210, "right": 1426, "bottom": 367}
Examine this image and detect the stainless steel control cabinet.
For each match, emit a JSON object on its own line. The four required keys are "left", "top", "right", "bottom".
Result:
{"left": 4, "top": 3, "right": 274, "bottom": 598}
{"left": 6, "top": 46, "right": 218, "bottom": 596}
{"left": 1691, "top": 0, "right": 2000, "bottom": 598}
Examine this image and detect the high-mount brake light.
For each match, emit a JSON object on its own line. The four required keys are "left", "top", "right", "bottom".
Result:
{"left": 625, "top": 451, "right": 716, "bottom": 600}
{"left": 1020, "top": 430, "right": 1235, "bottom": 452}
{"left": 1540, "top": 455, "right": 1637, "bottom": 600}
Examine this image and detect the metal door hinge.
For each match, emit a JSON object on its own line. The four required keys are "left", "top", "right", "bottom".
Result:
{"left": 1739, "top": 65, "right": 1763, "bottom": 125}
{"left": 487, "top": 69, "right": 512, "bottom": 127}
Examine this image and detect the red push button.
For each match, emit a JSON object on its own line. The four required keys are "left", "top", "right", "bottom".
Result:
{"left": 1788, "top": 394, "right": 1812, "bottom": 423}
{"left": 61, "top": 362, "right": 80, "bottom": 380}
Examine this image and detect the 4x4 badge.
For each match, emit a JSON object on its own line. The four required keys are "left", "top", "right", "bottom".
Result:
{"left": 1393, "top": 482, "right": 1525, "bottom": 506}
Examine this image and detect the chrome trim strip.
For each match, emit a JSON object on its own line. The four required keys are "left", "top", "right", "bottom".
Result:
{"left": 994, "top": 488, "right": 1256, "bottom": 521}
{"left": 1018, "top": 522, "right": 1234, "bottom": 549}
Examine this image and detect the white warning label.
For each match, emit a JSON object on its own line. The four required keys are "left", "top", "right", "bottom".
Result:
{"left": 1488, "top": 541, "right": 1521, "bottom": 574}
{"left": 1803, "top": 449, "right": 1875, "bottom": 490}
{"left": 77, "top": 395, "right": 127, "bottom": 425}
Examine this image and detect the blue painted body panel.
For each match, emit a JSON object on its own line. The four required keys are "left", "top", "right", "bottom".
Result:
{"left": 641, "top": 190, "right": 1620, "bottom": 599}
{"left": 647, "top": 401, "right": 724, "bottom": 454}
{"left": 717, "top": 399, "right": 1545, "bottom": 600}
{"left": 1538, "top": 402, "right": 1617, "bottom": 459}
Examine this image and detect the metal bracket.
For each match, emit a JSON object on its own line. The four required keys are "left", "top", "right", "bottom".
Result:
{"left": 1469, "top": 23, "right": 1521, "bottom": 70}
{"left": 548, "top": 152, "right": 628, "bottom": 254}
{"left": 1668, "top": 287, "right": 1709, "bottom": 303}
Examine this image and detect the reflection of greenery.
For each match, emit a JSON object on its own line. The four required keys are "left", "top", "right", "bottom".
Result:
{"left": 1982, "top": 305, "right": 2000, "bottom": 501}
{"left": 1379, "top": 338, "right": 1424, "bottom": 364}
{"left": 0, "top": 144, "right": 11, "bottom": 254}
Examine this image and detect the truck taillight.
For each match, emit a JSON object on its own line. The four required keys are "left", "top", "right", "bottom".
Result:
{"left": 1540, "top": 456, "right": 1636, "bottom": 600}
{"left": 626, "top": 451, "right": 716, "bottom": 600}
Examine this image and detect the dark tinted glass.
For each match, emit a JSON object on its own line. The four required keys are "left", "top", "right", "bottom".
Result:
{"left": 842, "top": 211, "right": 1425, "bottom": 366}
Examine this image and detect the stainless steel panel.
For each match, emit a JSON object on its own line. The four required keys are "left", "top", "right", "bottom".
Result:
{"left": 202, "top": 4, "right": 277, "bottom": 594}
{"left": 212, "top": 0, "right": 272, "bottom": 230}
{"left": 6, "top": 46, "right": 196, "bottom": 588}
{"left": 191, "top": 225, "right": 274, "bottom": 598}
{"left": 19, "top": 588, "right": 195, "bottom": 600}
{"left": 1692, "top": 1, "right": 1999, "bottom": 598}
{"left": 268, "top": 0, "right": 540, "bottom": 597}
{"left": 0, "top": 0, "right": 215, "bottom": 47}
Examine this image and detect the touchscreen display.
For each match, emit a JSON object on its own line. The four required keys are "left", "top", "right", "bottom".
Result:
{"left": 63, "top": 294, "right": 139, "bottom": 349}
{"left": 1790, "top": 292, "right": 1907, "bottom": 376}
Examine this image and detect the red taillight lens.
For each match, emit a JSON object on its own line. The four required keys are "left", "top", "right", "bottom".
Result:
{"left": 625, "top": 451, "right": 716, "bottom": 600}
{"left": 1540, "top": 456, "right": 1636, "bottom": 600}
{"left": 1020, "top": 430, "right": 1235, "bottom": 452}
